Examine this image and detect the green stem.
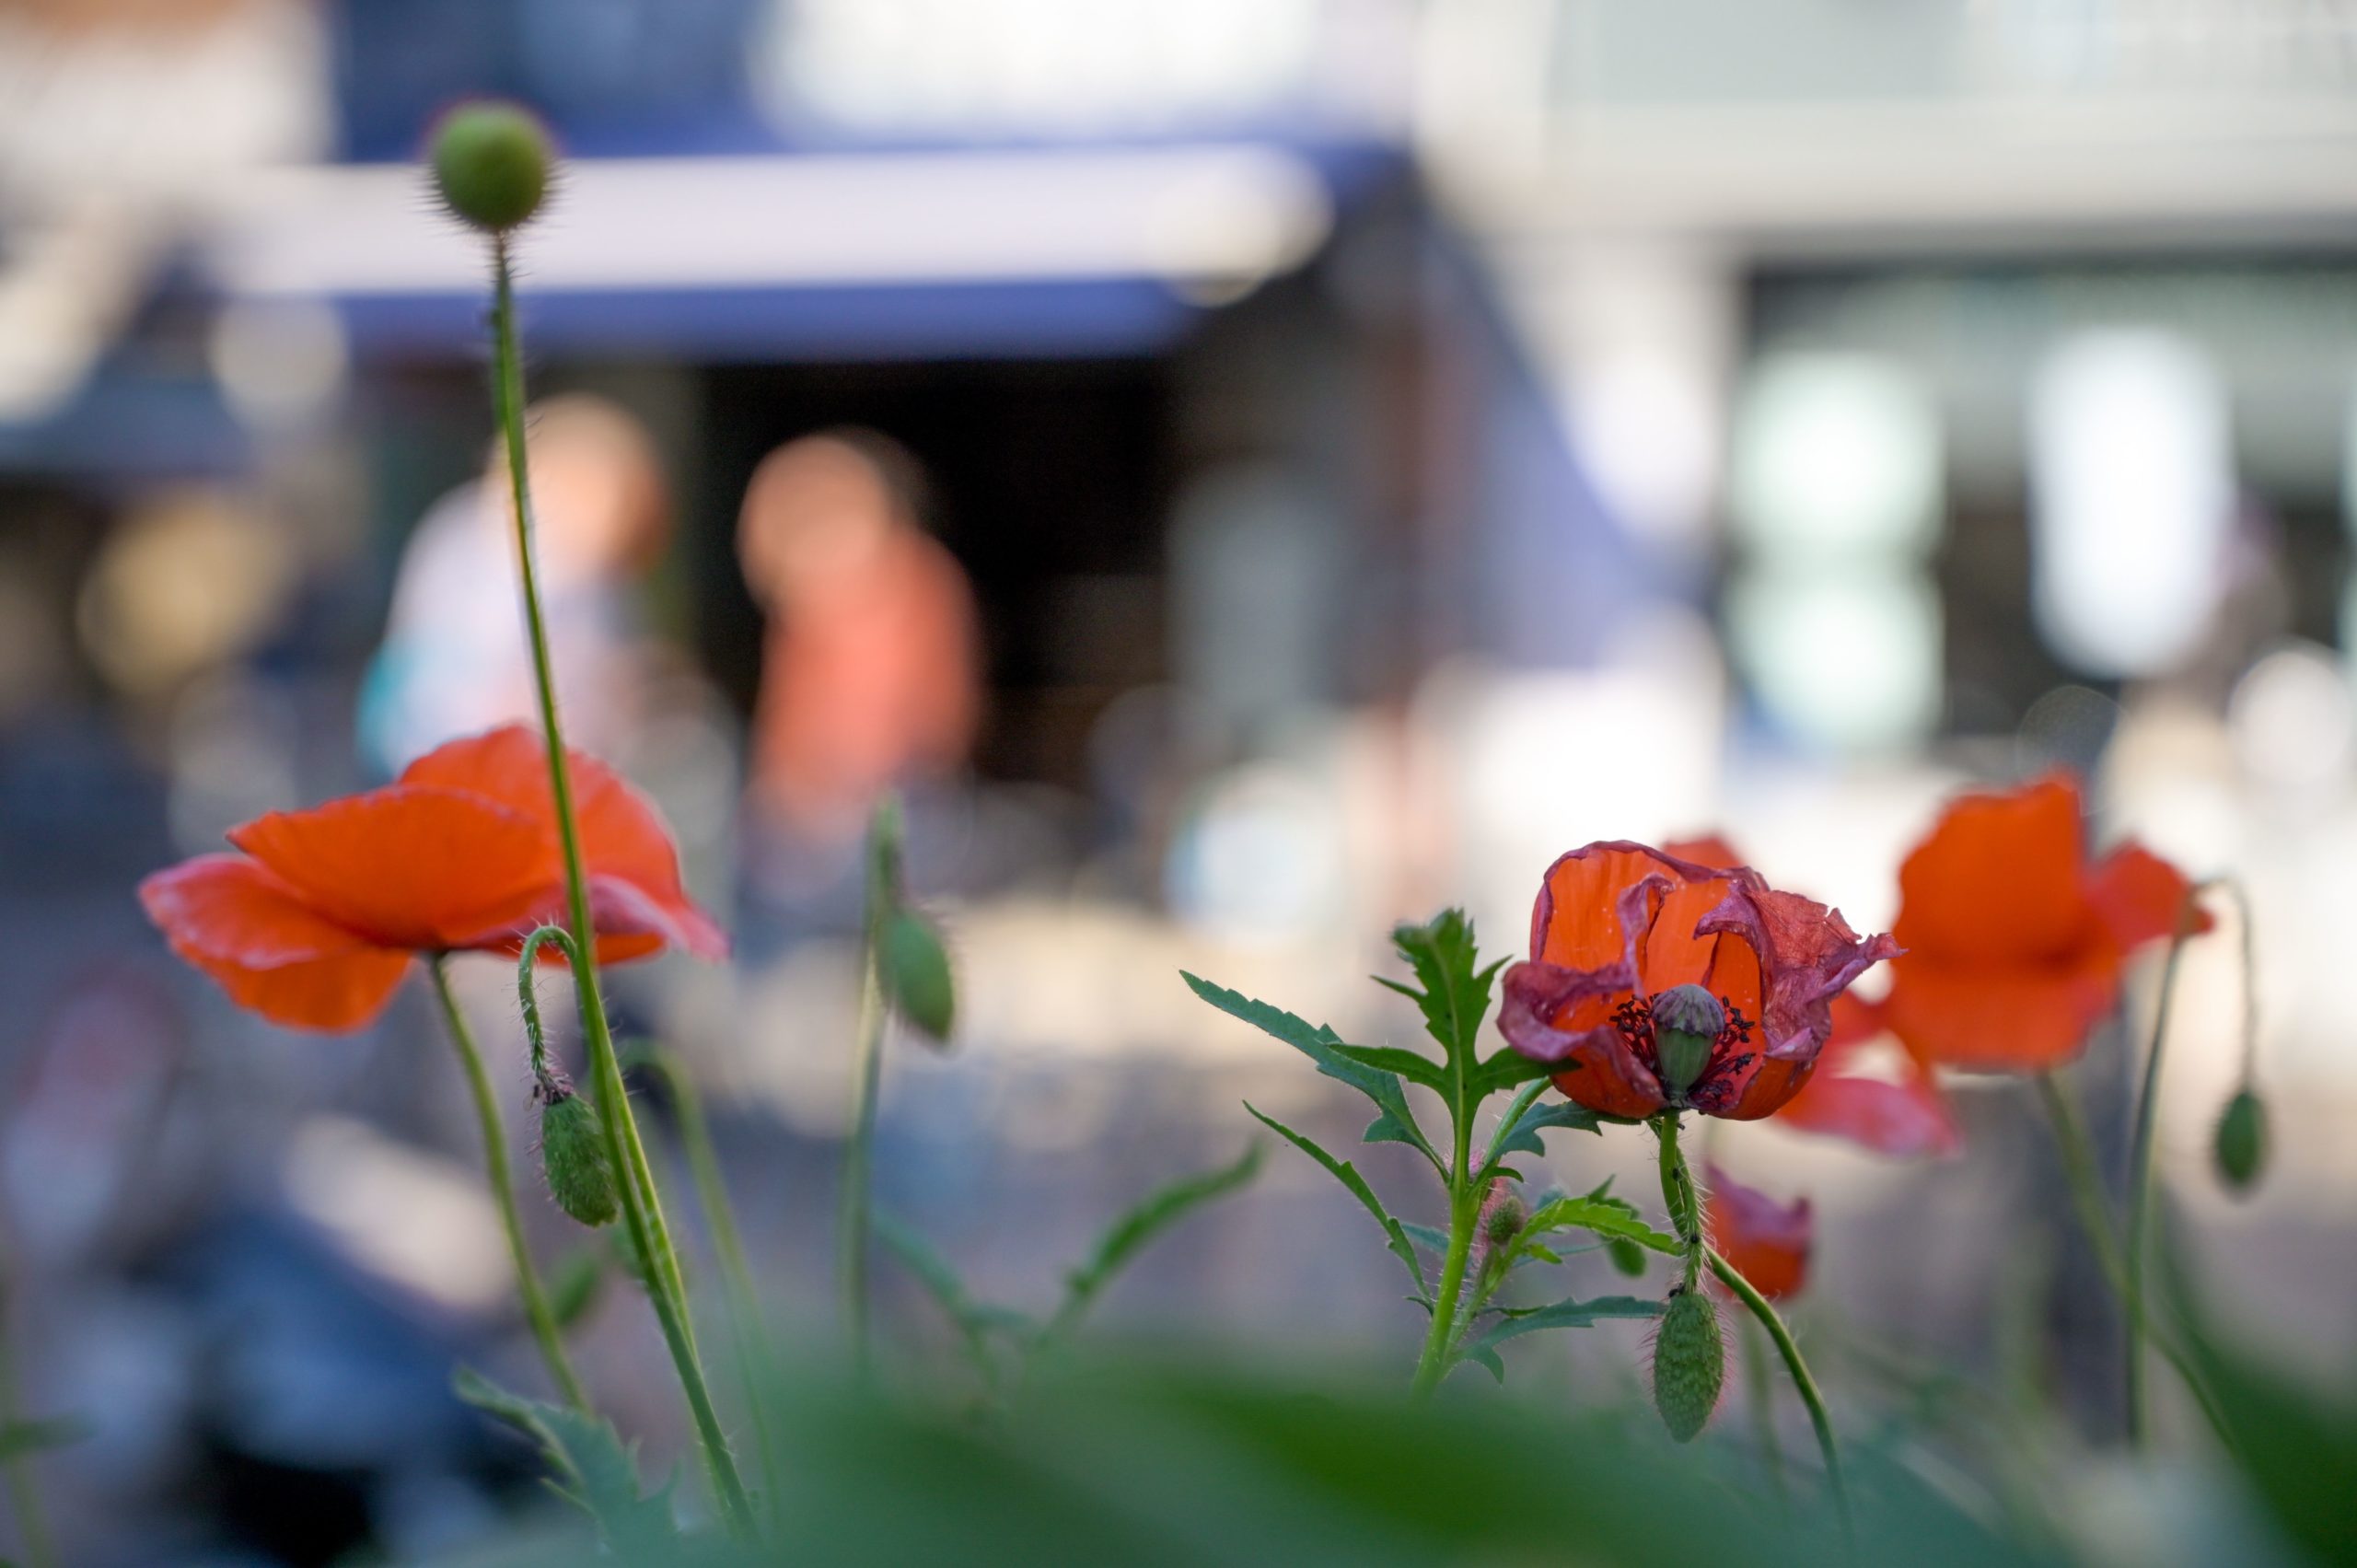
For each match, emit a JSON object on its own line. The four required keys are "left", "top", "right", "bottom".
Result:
{"left": 0, "top": 1257, "right": 55, "bottom": 1568}
{"left": 2124, "top": 886, "right": 2207, "bottom": 1446}
{"left": 1654, "top": 1113, "right": 1701, "bottom": 1286}
{"left": 1743, "top": 1309, "right": 1787, "bottom": 1506}
{"left": 2036, "top": 1071, "right": 2234, "bottom": 1448}
{"left": 429, "top": 958, "right": 590, "bottom": 1412}
{"left": 1707, "top": 1247, "right": 1850, "bottom": 1538}
{"left": 839, "top": 938, "right": 888, "bottom": 1379}
{"left": 1410, "top": 1099, "right": 1479, "bottom": 1398}
{"left": 490, "top": 240, "right": 753, "bottom": 1536}
{"left": 641, "top": 1047, "right": 784, "bottom": 1515}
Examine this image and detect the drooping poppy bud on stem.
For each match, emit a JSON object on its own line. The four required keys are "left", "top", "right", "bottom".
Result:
{"left": 1653, "top": 1285, "right": 1725, "bottom": 1443}
{"left": 430, "top": 101, "right": 553, "bottom": 233}
{"left": 877, "top": 907, "right": 957, "bottom": 1043}
{"left": 536, "top": 1074, "right": 619, "bottom": 1227}
{"left": 2212, "top": 1086, "right": 2268, "bottom": 1193}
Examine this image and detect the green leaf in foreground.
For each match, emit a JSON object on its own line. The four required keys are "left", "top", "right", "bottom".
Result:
{"left": 1247, "top": 1103, "right": 1426, "bottom": 1295}
{"left": 454, "top": 1366, "right": 679, "bottom": 1562}
{"left": 1184, "top": 972, "right": 1439, "bottom": 1167}
{"left": 1050, "top": 1143, "right": 1265, "bottom": 1341}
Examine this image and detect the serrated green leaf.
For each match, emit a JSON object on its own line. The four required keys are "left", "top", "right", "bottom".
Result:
{"left": 1328, "top": 1041, "right": 1447, "bottom": 1089}
{"left": 1471, "top": 1046, "right": 1558, "bottom": 1097}
{"left": 1385, "top": 910, "right": 1500, "bottom": 1071}
{"left": 1520, "top": 1197, "right": 1683, "bottom": 1255}
{"left": 1050, "top": 1144, "right": 1264, "bottom": 1341}
{"left": 454, "top": 1366, "right": 679, "bottom": 1562}
{"left": 0, "top": 1415, "right": 88, "bottom": 1461}
{"left": 874, "top": 1212, "right": 1030, "bottom": 1393}
{"left": 1247, "top": 1104, "right": 1425, "bottom": 1295}
{"left": 1461, "top": 1295, "right": 1664, "bottom": 1359}
{"left": 1400, "top": 1222, "right": 1452, "bottom": 1255}
{"left": 1488, "top": 1096, "right": 1604, "bottom": 1165}
{"left": 1184, "top": 973, "right": 1439, "bottom": 1167}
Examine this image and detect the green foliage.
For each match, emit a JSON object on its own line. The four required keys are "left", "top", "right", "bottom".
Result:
{"left": 1246, "top": 1105, "right": 1426, "bottom": 1294}
{"left": 873, "top": 1213, "right": 1030, "bottom": 1394}
{"left": 1485, "top": 1091, "right": 1604, "bottom": 1167}
{"left": 454, "top": 1367, "right": 680, "bottom": 1562}
{"left": 1652, "top": 1289, "right": 1725, "bottom": 1444}
{"left": 1050, "top": 1144, "right": 1265, "bottom": 1342}
{"left": 878, "top": 909, "right": 957, "bottom": 1043}
{"left": 1518, "top": 1194, "right": 1683, "bottom": 1259}
{"left": 0, "top": 1414, "right": 87, "bottom": 1461}
{"left": 1182, "top": 973, "right": 1437, "bottom": 1167}
{"left": 1383, "top": 910, "right": 1504, "bottom": 1072}
{"left": 1462, "top": 1295, "right": 1664, "bottom": 1372}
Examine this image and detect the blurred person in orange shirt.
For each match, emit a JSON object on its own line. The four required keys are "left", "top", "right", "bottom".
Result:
{"left": 363, "top": 395, "right": 673, "bottom": 772}
{"left": 737, "top": 432, "right": 980, "bottom": 846}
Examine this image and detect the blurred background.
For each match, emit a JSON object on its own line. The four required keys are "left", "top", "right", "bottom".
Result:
{"left": 4, "top": 0, "right": 2356, "bottom": 1561}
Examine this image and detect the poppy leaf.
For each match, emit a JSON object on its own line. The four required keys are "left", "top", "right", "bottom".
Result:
{"left": 1520, "top": 1196, "right": 1683, "bottom": 1256}
{"left": 1487, "top": 1097, "right": 1604, "bottom": 1166}
{"left": 1470, "top": 1046, "right": 1558, "bottom": 1098}
{"left": 875, "top": 1212, "right": 1032, "bottom": 1390}
{"left": 1400, "top": 1222, "right": 1452, "bottom": 1255}
{"left": 1184, "top": 972, "right": 1440, "bottom": 1168}
{"left": 1386, "top": 909, "right": 1501, "bottom": 1072}
{"left": 1329, "top": 1041, "right": 1448, "bottom": 1089}
{"left": 454, "top": 1365, "right": 681, "bottom": 1558}
{"left": 1247, "top": 1103, "right": 1427, "bottom": 1295}
{"left": 1048, "top": 1144, "right": 1264, "bottom": 1342}
{"left": 1468, "top": 1345, "right": 1508, "bottom": 1383}
{"left": 1460, "top": 1295, "right": 1665, "bottom": 1360}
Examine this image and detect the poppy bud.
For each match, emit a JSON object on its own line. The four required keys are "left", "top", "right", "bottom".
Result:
{"left": 430, "top": 101, "right": 552, "bottom": 233}
{"left": 1608, "top": 1237, "right": 1647, "bottom": 1277}
{"left": 2212, "top": 1087, "right": 2268, "bottom": 1193}
{"left": 536, "top": 1080, "right": 617, "bottom": 1227}
{"left": 1652, "top": 1286, "right": 1724, "bottom": 1443}
{"left": 878, "top": 907, "right": 956, "bottom": 1043}
{"left": 1483, "top": 1192, "right": 1527, "bottom": 1249}
{"left": 1651, "top": 984, "right": 1724, "bottom": 1101}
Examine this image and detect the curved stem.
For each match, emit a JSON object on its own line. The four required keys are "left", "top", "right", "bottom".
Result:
{"left": 2124, "top": 885, "right": 2208, "bottom": 1446}
{"left": 490, "top": 243, "right": 753, "bottom": 1536}
{"left": 2036, "top": 1071, "right": 2234, "bottom": 1449}
{"left": 1707, "top": 1247, "right": 1849, "bottom": 1536}
{"left": 839, "top": 951, "right": 888, "bottom": 1380}
{"left": 430, "top": 958, "right": 590, "bottom": 1411}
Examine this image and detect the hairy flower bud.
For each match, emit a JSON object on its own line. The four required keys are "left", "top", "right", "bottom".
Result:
{"left": 2212, "top": 1087, "right": 2268, "bottom": 1194}
{"left": 536, "top": 1080, "right": 617, "bottom": 1227}
{"left": 430, "top": 101, "right": 553, "bottom": 233}
{"left": 1652, "top": 1286, "right": 1724, "bottom": 1443}
{"left": 878, "top": 908, "right": 956, "bottom": 1043}
{"left": 1651, "top": 984, "right": 1724, "bottom": 1102}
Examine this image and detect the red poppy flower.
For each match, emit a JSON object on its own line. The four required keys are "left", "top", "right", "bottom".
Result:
{"left": 1497, "top": 842, "right": 1898, "bottom": 1121}
{"left": 140, "top": 725, "right": 726, "bottom": 1032}
{"left": 1774, "top": 993, "right": 1959, "bottom": 1156}
{"left": 1881, "top": 775, "right": 2204, "bottom": 1073}
{"left": 1704, "top": 1165, "right": 1810, "bottom": 1301}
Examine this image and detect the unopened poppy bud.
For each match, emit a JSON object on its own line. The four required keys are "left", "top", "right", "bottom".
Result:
{"left": 878, "top": 908, "right": 956, "bottom": 1043}
{"left": 2212, "top": 1087, "right": 2268, "bottom": 1193}
{"left": 1651, "top": 984, "right": 1724, "bottom": 1101}
{"left": 1608, "top": 1237, "right": 1647, "bottom": 1277}
{"left": 1652, "top": 1286, "right": 1724, "bottom": 1443}
{"left": 1484, "top": 1192, "right": 1527, "bottom": 1249}
{"left": 430, "top": 101, "right": 552, "bottom": 233}
{"left": 536, "top": 1080, "right": 617, "bottom": 1226}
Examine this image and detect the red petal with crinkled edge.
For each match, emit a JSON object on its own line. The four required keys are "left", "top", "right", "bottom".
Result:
{"left": 1773, "top": 994, "right": 1959, "bottom": 1155}
{"left": 139, "top": 855, "right": 412, "bottom": 1031}
{"left": 401, "top": 724, "right": 729, "bottom": 961}
{"left": 1698, "top": 885, "right": 1901, "bottom": 1064}
{"left": 1705, "top": 1166, "right": 1811, "bottom": 1301}
{"left": 1497, "top": 960, "right": 1664, "bottom": 1120}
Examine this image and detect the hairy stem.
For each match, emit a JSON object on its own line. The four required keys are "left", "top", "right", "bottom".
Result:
{"left": 1707, "top": 1247, "right": 1850, "bottom": 1537}
{"left": 430, "top": 958, "right": 589, "bottom": 1411}
{"left": 1410, "top": 1099, "right": 1480, "bottom": 1398}
{"left": 491, "top": 241, "right": 752, "bottom": 1535}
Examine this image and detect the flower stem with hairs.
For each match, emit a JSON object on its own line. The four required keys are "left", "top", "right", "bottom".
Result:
{"left": 428, "top": 957, "right": 588, "bottom": 1411}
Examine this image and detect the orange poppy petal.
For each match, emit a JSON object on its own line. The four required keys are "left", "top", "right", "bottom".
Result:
{"left": 2088, "top": 841, "right": 2210, "bottom": 954}
{"left": 1705, "top": 1166, "right": 1811, "bottom": 1301}
{"left": 1776, "top": 1043, "right": 1960, "bottom": 1156}
{"left": 1882, "top": 947, "right": 2121, "bottom": 1072}
{"left": 1894, "top": 775, "right": 2096, "bottom": 963}
{"left": 1532, "top": 842, "right": 1724, "bottom": 971}
{"left": 1497, "top": 959, "right": 1664, "bottom": 1120}
{"left": 229, "top": 785, "right": 554, "bottom": 952}
{"left": 402, "top": 725, "right": 728, "bottom": 960}
{"left": 140, "top": 855, "right": 412, "bottom": 1030}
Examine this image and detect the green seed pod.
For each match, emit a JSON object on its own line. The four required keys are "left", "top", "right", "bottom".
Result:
{"left": 2212, "top": 1087, "right": 2268, "bottom": 1194}
{"left": 537, "top": 1082, "right": 617, "bottom": 1227}
{"left": 1651, "top": 984, "right": 1724, "bottom": 1101}
{"left": 878, "top": 907, "right": 956, "bottom": 1043}
{"left": 430, "top": 101, "right": 553, "bottom": 232}
{"left": 1652, "top": 1287, "right": 1724, "bottom": 1444}
{"left": 1608, "top": 1237, "right": 1648, "bottom": 1277}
